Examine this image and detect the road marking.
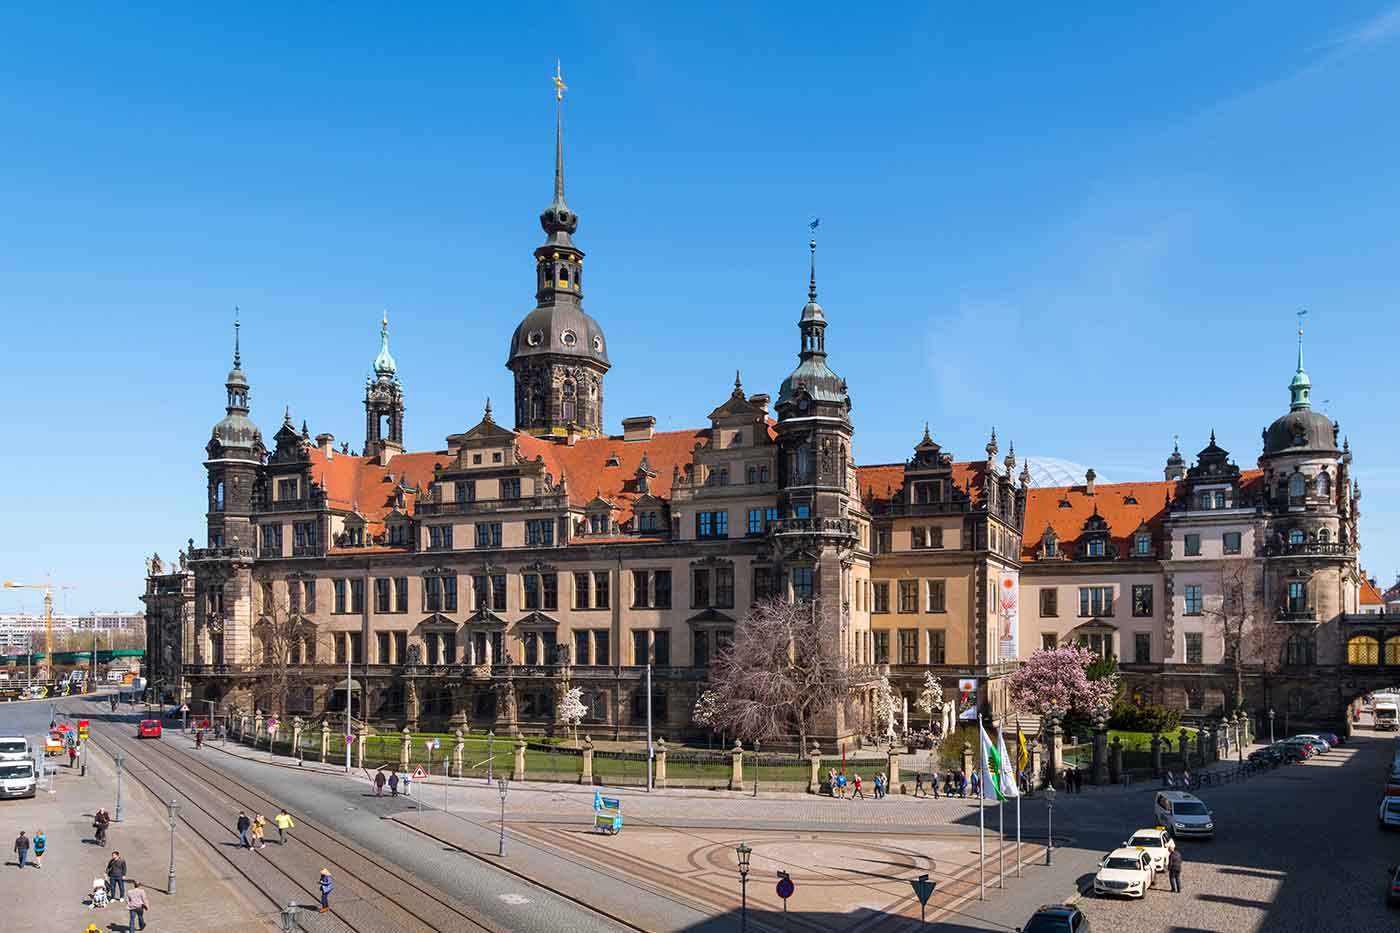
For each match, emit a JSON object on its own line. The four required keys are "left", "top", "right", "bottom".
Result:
{"left": 498, "top": 893, "right": 530, "bottom": 905}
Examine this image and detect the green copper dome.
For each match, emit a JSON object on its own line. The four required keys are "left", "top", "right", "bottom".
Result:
{"left": 374, "top": 311, "right": 397, "bottom": 377}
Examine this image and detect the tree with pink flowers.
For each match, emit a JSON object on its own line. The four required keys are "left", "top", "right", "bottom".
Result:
{"left": 1006, "top": 645, "right": 1119, "bottom": 716}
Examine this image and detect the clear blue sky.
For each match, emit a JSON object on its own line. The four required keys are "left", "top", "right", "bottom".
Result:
{"left": 2, "top": 4, "right": 1397, "bottom": 612}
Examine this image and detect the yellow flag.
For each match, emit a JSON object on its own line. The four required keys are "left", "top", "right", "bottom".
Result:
{"left": 1016, "top": 726, "right": 1029, "bottom": 772}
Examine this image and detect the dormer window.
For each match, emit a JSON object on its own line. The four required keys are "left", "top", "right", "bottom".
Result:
{"left": 1215, "top": 491, "right": 1227, "bottom": 509}
{"left": 589, "top": 514, "right": 609, "bottom": 535}
{"left": 1086, "top": 539, "right": 1105, "bottom": 558}
{"left": 387, "top": 523, "right": 408, "bottom": 547}
{"left": 1042, "top": 532, "right": 1058, "bottom": 558}
{"left": 606, "top": 453, "right": 620, "bottom": 467}
{"left": 1134, "top": 533, "right": 1151, "bottom": 556}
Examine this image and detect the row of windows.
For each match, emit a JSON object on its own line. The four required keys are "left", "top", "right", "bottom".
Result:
{"left": 870, "top": 580, "right": 948, "bottom": 614}
{"left": 1181, "top": 531, "right": 1243, "bottom": 556}
{"left": 868, "top": 629, "right": 947, "bottom": 665}
{"left": 1346, "top": 635, "right": 1400, "bottom": 665}
{"left": 1037, "top": 585, "right": 1155, "bottom": 619}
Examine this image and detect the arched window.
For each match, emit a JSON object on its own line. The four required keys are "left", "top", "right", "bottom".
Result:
{"left": 214, "top": 480, "right": 225, "bottom": 511}
{"left": 559, "top": 266, "right": 570, "bottom": 286}
{"left": 1289, "top": 529, "right": 1306, "bottom": 546}
{"left": 1283, "top": 633, "right": 1314, "bottom": 666}
{"left": 1317, "top": 528, "right": 1330, "bottom": 544}
{"left": 562, "top": 381, "right": 575, "bottom": 423}
{"left": 1316, "top": 472, "right": 1331, "bottom": 499}
{"left": 1289, "top": 473, "right": 1305, "bottom": 498}
{"left": 1287, "top": 688, "right": 1306, "bottom": 714}
{"left": 1385, "top": 637, "right": 1400, "bottom": 666}
{"left": 1347, "top": 635, "right": 1380, "bottom": 665}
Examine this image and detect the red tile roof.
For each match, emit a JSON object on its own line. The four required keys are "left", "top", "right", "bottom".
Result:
{"left": 1361, "top": 577, "right": 1385, "bottom": 606}
{"left": 857, "top": 461, "right": 989, "bottom": 508}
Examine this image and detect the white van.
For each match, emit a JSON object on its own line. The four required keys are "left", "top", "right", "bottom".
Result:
{"left": 0, "top": 760, "right": 37, "bottom": 799}
{"left": 0, "top": 737, "right": 30, "bottom": 763}
{"left": 1154, "top": 790, "right": 1215, "bottom": 839}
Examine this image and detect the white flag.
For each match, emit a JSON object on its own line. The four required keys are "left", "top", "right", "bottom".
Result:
{"left": 996, "top": 726, "right": 1020, "bottom": 798}
{"left": 977, "top": 719, "right": 1004, "bottom": 800}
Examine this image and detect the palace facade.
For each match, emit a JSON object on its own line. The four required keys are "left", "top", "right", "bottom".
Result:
{"left": 145, "top": 97, "right": 1373, "bottom": 739}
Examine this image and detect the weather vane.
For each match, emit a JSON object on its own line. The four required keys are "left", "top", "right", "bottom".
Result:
{"left": 554, "top": 60, "right": 567, "bottom": 101}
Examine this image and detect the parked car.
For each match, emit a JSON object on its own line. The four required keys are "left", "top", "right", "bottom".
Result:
{"left": 1020, "top": 904, "right": 1092, "bottom": 931}
{"left": 1094, "top": 847, "right": 1154, "bottom": 898}
{"left": 1379, "top": 796, "right": 1400, "bottom": 830}
{"left": 138, "top": 719, "right": 162, "bottom": 739}
{"left": 1124, "top": 827, "right": 1175, "bottom": 872}
{"left": 0, "top": 760, "right": 36, "bottom": 799}
{"left": 1292, "top": 733, "right": 1331, "bottom": 752}
{"left": 1387, "top": 864, "right": 1400, "bottom": 907}
{"left": 1154, "top": 791, "right": 1215, "bottom": 839}
{"left": 1248, "top": 747, "right": 1284, "bottom": 765}
{"left": 1271, "top": 743, "right": 1308, "bottom": 762}
{"left": 1281, "top": 737, "right": 1317, "bottom": 758}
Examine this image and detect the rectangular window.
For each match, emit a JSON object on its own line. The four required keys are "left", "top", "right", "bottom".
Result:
{"left": 375, "top": 578, "right": 391, "bottom": 614}
{"left": 1184, "top": 584, "right": 1203, "bottom": 616}
{"left": 872, "top": 582, "right": 890, "bottom": 614}
{"left": 1287, "top": 581, "right": 1307, "bottom": 613}
{"left": 288, "top": 580, "right": 301, "bottom": 614}
{"left": 260, "top": 523, "right": 283, "bottom": 557}
{"left": 747, "top": 508, "right": 763, "bottom": 536}
{"left": 633, "top": 631, "right": 649, "bottom": 665}
{"left": 898, "top": 629, "right": 919, "bottom": 664}
{"left": 542, "top": 573, "right": 558, "bottom": 611}
{"left": 875, "top": 528, "right": 891, "bottom": 555}
{"left": 302, "top": 580, "right": 315, "bottom": 614}
{"left": 387, "top": 523, "right": 408, "bottom": 547}
{"left": 698, "top": 510, "right": 728, "bottom": 538}
{"left": 633, "top": 570, "right": 650, "bottom": 608}
{"left": 926, "top": 579, "right": 946, "bottom": 613}
{"left": 929, "top": 525, "right": 944, "bottom": 548}
{"left": 911, "top": 527, "right": 926, "bottom": 549}
{"left": 1134, "top": 632, "right": 1151, "bottom": 663}
{"left": 574, "top": 572, "right": 591, "bottom": 609}
{"left": 393, "top": 632, "right": 405, "bottom": 663}
{"left": 1184, "top": 533, "right": 1201, "bottom": 556}
{"left": 1040, "top": 589, "right": 1058, "bottom": 617}
{"left": 443, "top": 575, "right": 457, "bottom": 612}
{"left": 715, "top": 566, "right": 735, "bottom": 608}
{"left": 428, "top": 525, "right": 452, "bottom": 550}
{"left": 424, "top": 576, "right": 442, "bottom": 612}
{"left": 791, "top": 567, "right": 814, "bottom": 600}
{"left": 873, "top": 630, "right": 890, "bottom": 664}
{"left": 333, "top": 579, "right": 346, "bottom": 614}
{"left": 594, "top": 631, "right": 610, "bottom": 666}
{"left": 526, "top": 519, "right": 555, "bottom": 547}
{"left": 928, "top": 630, "right": 946, "bottom": 664}
{"left": 1041, "top": 633, "right": 1057, "bottom": 650}
{"left": 574, "top": 630, "right": 591, "bottom": 665}
{"left": 654, "top": 570, "right": 672, "bottom": 608}
{"left": 335, "top": 633, "right": 347, "bottom": 664}
{"left": 694, "top": 630, "right": 710, "bottom": 668}
{"left": 350, "top": 632, "right": 364, "bottom": 664}
{"left": 692, "top": 569, "right": 710, "bottom": 608}
{"left": 500, "top": 478, "right": 521, "bottom": 499}
{"left": 753, "top": 566, "right": 774, "bottom": 601}
{"left": 523, "top": 574, "right": 540, "bottom": 610}
{"left": 1132, "top": 584, "right": 1153, "bottom": 618}
{"left": 277, "top": 478, "right": 298, "bottom": 501}
{"left": 349, "top": 579, "right": 364, "bottom": 613}
{"left": 897, "top": 580, "right": 918, "bottom": 613}
{"left": 594, "top": 571, "right": 610, "bottom": 609}
{"left": 394, "top": 576, "right": 408, "bottom": 613}
{"left": 1078, "top": 586, "right": 1112, "bottom": 617}
{"left": 491, "top": 574, "right": 507, "bottom": 612}
{"left": 455, "top": 480, "right": 475, "bottom": 503}
{"left": 1185, "top": 632, "right": 1203, "bottom": 664}
{"left": 376, "top": 632, "right": 390, "bottom": 663}
{"left": 653, "top": 630, "right": 671, "bottom": 666}
{"left": 1223, "top": 531, "right": 1242, "bottom": 555}
{"left": 475, "top": 523, "right": 502, "bottom": 549}
{"left": 473, "top": 574, "right": 488, "bottom": 610}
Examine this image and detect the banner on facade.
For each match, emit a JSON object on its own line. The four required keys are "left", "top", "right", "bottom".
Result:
{"left": 957, "top": 678, "right": 979, "bottom": 721}
{"left": 997, "top": 570, "right": 1020, "bottom": 662}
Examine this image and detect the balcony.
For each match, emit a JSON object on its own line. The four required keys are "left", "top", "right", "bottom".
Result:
{"left": 189, "top": 546, "right": 255, "bottom": 562}
{"left": 769, "top": 517, "right": 859, "bottom": 540}
{"left": 258, "top": 493, "right": 327, "bottom": 515}
{"left": 417, "top": 494, "right": 569, "bottom": 517}
{"left": 1265, "top": 541, "right": 1351, "bottom": 557}
{"left": 868, "top": 499, "right": 970, "bottom": 517}
{"left": 291, "top": 545, "right": 324, "bottom": 558}
{"left": 1275, "top": 608, "right": 1318, "bottom": 623}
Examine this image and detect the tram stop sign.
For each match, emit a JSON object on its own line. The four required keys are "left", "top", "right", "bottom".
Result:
{"left": 910, "top": 873, "right": 936, "bottom": 906}
{"left": 344, "top": 734, "right": 354, "bottom": 745}
{"left": 776, "top": 876, "right": 794, "bottom": 900}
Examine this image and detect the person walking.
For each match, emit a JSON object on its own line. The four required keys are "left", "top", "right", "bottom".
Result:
{"left": 13, "top": 830, "right": 29, "bottom": 868}
{"left": 931, "top": 770, "right": 941, "bottom": 799}
{"left": 852, "top": 773, "right": 865, "bottom": 799}
{"left": 106, "top": 851, "right": 127, "bottom": 901}
{"left": 374, "top": 770, "right": 386, "bottom": 797}
{"left": 970, "top": 770, "right": 981, "bottom": 797}
{"left": 827, "top": 768, "right": 837, "bottom": 796}
{"left": 318, "top": 868, "right": 334, "bottom": 912}
{"left": 1167, "top": 847, "right": 1183, "bottom": 893}
{"left": 126, "top": 881, "right": 149, "bottom": 930}
{"left": 68, "top": 744, "right": 77, "bottom": 768}
{"left": 236, "top": 811, "right": 252, "bottom": 849}
{"left": 388, "top": 771, "right": 400, "bottom": 798}
{"left": 195, "top": 729, "right": 204, "bottom": 749}
{"left": 31, "top": 829, "right": 45, "bottom": 868}
{"left": 835, "top": 771, "right": 847, "bottom": 798}
{"left": 957, "top": 769, "right": 967, "bottom": 798}
{"left": 273, "top": 809, "right": 294, "bottom": 845}
{"left": 251, "top": 814, "right": 267, "bottom": 850}
{"left": 914, "top": 772, "right": 925, "bottom": 798}
{"left": 93, "top": 808, "right": 110, "bottom": 847}
{"left": 872, "top": 773, "right": 882, "bottom": 799}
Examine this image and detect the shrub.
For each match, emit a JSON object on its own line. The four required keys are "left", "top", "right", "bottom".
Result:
{"left": 1109, "top": 701, "right": 1181, "bottom": 734}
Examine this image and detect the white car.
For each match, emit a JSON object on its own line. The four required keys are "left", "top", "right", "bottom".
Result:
{"left": 1094, "top": 847, "right": 1153, "bottom": 898}
{"left": 0, "top": 760, "right": 36, "bottom": 799}
{"left": 1154, "top": 791, "right": 1215, "bottom": 839}
{"left": 1379, "top": 796, "right": 1400, "bottom": 830}
{"left": 1291, "top": 733, "right": 1330, "bottom": 752}
{"left": 1123, "top": 827, "right": 1175, "bottom": 872}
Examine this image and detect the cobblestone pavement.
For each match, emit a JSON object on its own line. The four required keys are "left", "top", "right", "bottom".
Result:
{"left": 1074, "top": 725, "right": 1400, "bottom": 932}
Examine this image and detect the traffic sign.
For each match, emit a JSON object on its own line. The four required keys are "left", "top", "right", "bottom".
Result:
{"left": 776, "top": 876, "right": 795, "bottom": 899}
{"left": 910, "top": 873, "right": 936, "bottom": 906}
{"left": 344, "top": 734, "right": 354, "bottom": 745}
{"left": 412, "top": 765, "right": 427, "bottom": 779}
{"left": 425, "top": 739, "right": 439, "bottom": 750}
{"left": 179, "top": 704, "right": 190, "bottom": 712}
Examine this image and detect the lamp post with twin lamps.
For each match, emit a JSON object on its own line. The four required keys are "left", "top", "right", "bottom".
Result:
{"left": 114, "top": 751, "right": 126, "bottom": 822}
{"left": 736, "top": 841, "right": 752, "bottom": 931}
{"left": 166, "top": 799, "right": 180, "bottom": 894}
{"left": 1269, "top": 708, "right": 1275, "bottom": 744}
{"left": 1044, "top": 785, "right": 1056, "bottom": 865}
{"left": 496, "top": 778, "right": 508, "bottom": 856}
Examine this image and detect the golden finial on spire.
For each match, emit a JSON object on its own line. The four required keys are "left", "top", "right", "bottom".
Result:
{"left": 554, "top": 60, "right": 568, "bottom": 101}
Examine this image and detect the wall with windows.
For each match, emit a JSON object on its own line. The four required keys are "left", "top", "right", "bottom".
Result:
{"left": 1019, "top": 567, "right": 1165, "bottom": 662}
{"left": 868, "top": 559, "right": 976, "bottom": 667}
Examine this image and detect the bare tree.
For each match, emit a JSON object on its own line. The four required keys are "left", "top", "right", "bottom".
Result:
{"left": 1203, "top": 561, "right": 1261, "bottom": 710}
{"left": 703, "top": 597, "right": 858, "bottom": 752}
{"left": 253, "top": 576, "right": 325, "bottom": 718}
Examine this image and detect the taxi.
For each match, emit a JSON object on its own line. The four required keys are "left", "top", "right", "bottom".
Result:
{"left": 1123, "top": 826, "right": 1175, "bottom": 873}
{"left": 138, "top": 719, "right": 162, "bottom": 739}
{"left": 1093, "top": 847, "right": 1153, "bottom": 899}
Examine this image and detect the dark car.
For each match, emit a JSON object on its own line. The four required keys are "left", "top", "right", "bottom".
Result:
{"left": 1388, "top": 865, "right": 1400, "bottom": 907}
{"left": 1248, "top": 748, "right": 1283, "bottom": 765}
{"left": 1020, "top": 904, "right": 1091, "bottom": 932}
{"left": 1321, "top": 731, "right": 1344, "bottom": 746}
{"left": 1272, "top": 743, "right": 1307, "bottom": 762}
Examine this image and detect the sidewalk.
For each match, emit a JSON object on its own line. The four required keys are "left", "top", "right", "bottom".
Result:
{"left": 4, "top": 737, "right": 272, "bottom": 931}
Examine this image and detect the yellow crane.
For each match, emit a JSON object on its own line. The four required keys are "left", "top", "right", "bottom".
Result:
{"left": 3, "top": 578, "right": 77, "bottom": 681}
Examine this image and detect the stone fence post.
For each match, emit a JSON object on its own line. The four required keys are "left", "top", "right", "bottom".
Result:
{"left": 729, "top": 740, "right": 744, "bottom": 791}
{"left": 512, "top": 735, "right": 527, "bottom": 782}
{"left": 655, "top": 737, "right": 668, "bottom": 789}
{"left": 579, "top": 735, "right": 594, "bottom": 785}
{"left": 1109, "top": 736, "right": 1124, "bottom": 784}
{"left": 356, "top": 726, "right": 368, "bottom": 770}
{"left": 399, "top": 727, "right": 412, "bottom": 771}
{"left": 1030, "top": 743, "right": 1043, "bottom": 791}
{"left": 452, "top": 727, "right": 465, "bottom": 778}
{"left": 808, "top": 742, "right": 822, "bottom": 795}
{"left": 961, "top": 742, "right": 973, "bottom": 781}
{"left": 887, "top": 747, "right": 901, "bottom": 792}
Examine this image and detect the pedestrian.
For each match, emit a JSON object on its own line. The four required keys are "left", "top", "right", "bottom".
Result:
{"left": 196, "top": 729, "right": 204, "bottom": 749}
{"left": 68, "top": 744, "right": 77, "bottom": 768}
{"left": 318, "top": 868, "right": 334, "bottom": 912}
{"left": 957, "top": 769, "right": 967, "bottom": 798}
{"left": 106, "top": 850, "right": 127, "bottom": 900}
{"left": 971, "top": 770, "right": 981, "bottom": 797}
{"left": 827, "top": 767, "right": 837, "bottom": 796}
{"left": 932, "top": 770, "right": 941, "bottom": 799}
{"left": 252, "top": 814, "right": 267, "bottom": 850}
{"left": 374, "top": 770, "right": 386, "bottom": 796}
{"left": 31, "top": 829, "right": 45, "bottom": 868}
{"left": 403, "top": 771, "right": 412, "bottom": 796}
{"left": 835, "top": 772, "right": 847, "bottom": 798}
{"left": 914, "top": 772, "right": 925, "bottom": 798}
{"left": 388, "top": 771, "right": 400, "bottom": 797}
{"left": 852, "top": 773, "right": 865, "bottom": 799}
{"left": 1167, "top": 847, "right": 1183, "bottom": 893}
{"left": 872, "top": 773, "right": 882, "bottom": 799}
{"left": 943, "top": 771, "right": 953, "bottom": 796}
{"left": 236, "top": 810, "right": 252, "bottom": 849}
{"left": 274, "top": 809, "right": 295, "bottom": 845}
{"left": 126, "top": 880, "right": 149, "bottom": 930}
{"left": 93, "top": 808, "right": 110, "bottom": 847}
{"left": 13, "top": 830, "right": 29, "bottom": 868}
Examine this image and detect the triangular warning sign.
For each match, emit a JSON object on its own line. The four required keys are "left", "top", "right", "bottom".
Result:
{"left": 412, "top": 766, "right": 427, "bottom": 779}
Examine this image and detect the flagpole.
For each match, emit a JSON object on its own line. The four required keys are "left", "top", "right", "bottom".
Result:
{"left": 978, "top": 716, "right": 986, "bottom": 901}
{"left": 1016, "top": 783, "right": 1023, "bottom": 878}
{"left": 997, "top": 716, "right": 1005, "bottom": 889}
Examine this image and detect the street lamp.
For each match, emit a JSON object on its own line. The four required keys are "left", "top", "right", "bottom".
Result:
{"left": 736, "top": 841, "right": 752, "bottom": 932}
{"left": 487, "top": 730, "right": 495, "bottom": 785}
{"left": 114, "top": 751, "right": 126, "bottom": 822}
{"left": 753, "top": 740, "right": 760, "bottom": 798}
{"left": 1268, "top": 708, "right": 1275, "bottom": 745}
{"left": 1043, "top": 785, "right": 1056, "bottom": 865}
{"left": 166, "top": 799, "right": 180, "bottom": 894}
{"left": 496, "top": 778, "right": 508, "bottom": 857}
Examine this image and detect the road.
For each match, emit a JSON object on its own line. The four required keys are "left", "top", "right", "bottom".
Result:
{"left": 1070, "top": 724, "right": 1400, "bottom": 932}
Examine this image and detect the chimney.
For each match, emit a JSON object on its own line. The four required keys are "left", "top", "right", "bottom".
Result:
{"left": 315, "top": 433, "right": 336, "bottom": 458}
{"left": 566, "top": 424, "right": 580, "bottom": 447}
{"left": 1085, "top": 468, "right": 1096, "bottom": 496}
{"left": 748, "top": 394, "right": 770, "bottom": 413}
{"left": 622, "top": 416, "right": 656, "bottom": 443}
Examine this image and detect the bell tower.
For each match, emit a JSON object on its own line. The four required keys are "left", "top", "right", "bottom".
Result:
{"left": 205, "top": 315, "right": 264, "bottom": 550}
{"left": 364, "top": 311, "right": 405, "bottom": 461}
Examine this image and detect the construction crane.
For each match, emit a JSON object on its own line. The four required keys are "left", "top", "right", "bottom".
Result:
{"left": 3, "top": 578, "right": 77, "bottom": 681}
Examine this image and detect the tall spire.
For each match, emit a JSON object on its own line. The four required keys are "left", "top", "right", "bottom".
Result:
{"left": 373, "top": 309, "right": 397, "bottom": 377}
{"left": 225, "top": 308, "right": 249, "bottom": 411}
{"left": 553, "top": 59, "right": 567, "bottom": 205}
{"left": 808, "top": 236, "right": 818, "bottom": 303}
{"left": 1289, "top": 309, "right": 1312, "bottom": 411}
{"left": 233, "top": 307, "right": 242, "bottom": 369}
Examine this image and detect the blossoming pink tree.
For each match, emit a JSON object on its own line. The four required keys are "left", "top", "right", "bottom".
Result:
{"left": 1006, "top": 645, "right": 1118, "bottom": 716}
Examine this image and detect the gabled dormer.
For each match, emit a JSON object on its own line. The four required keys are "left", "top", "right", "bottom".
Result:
{"left": 383, "top": 508, "right": 412, "bottom": 548}
{"left": 581, "top": 494, "right": 616, "bottom": 536}
{"left": 1173, "top": 430, "right": 1244, "bottom": 511}
{"left": 708, "top": 372, "right": 772, "bottom": 449}
{"left": 1038, "top": 525, "right": 1061, "bottom": 559}
{"left": 629, "top": 493, "right": 668, "bottom": 535}
{"left": 1129, "top": 521, "right": 1154, "bottom": 559}
{"left": 445, "top": 400, "right": 518, "bottom": 470}
{"left": 1075, "top": 505, "right": 1115, "bottom": 560}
